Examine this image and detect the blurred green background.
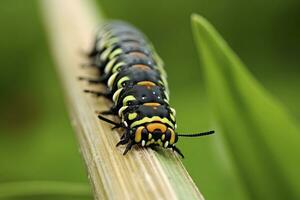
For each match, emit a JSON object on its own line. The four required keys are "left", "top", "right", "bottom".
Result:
{"left": 0, "top": 0, "right": 299, "bottom": 199}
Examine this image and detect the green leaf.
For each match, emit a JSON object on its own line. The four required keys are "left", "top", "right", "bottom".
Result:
{"left": 0, "top": 181, "right": 92, "bottom": 199}
{"left": 191, "top": 14, "right": 300, "bottom": 200}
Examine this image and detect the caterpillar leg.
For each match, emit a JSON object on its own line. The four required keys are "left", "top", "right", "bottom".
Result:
{"left": 116, "top": 136, "right": 130, "bottom": 146}
{"left": 116, "top": 139, "right": 129, "bottom": 147}
{"left": 123, "top": 140, "right": 134, "bottom": 155}
{"left": 148, "top": 144, "right": 159, "bottom": 151}
{"left": 112, "top": 124, "right": 122, "bottom": 130}
{"left": 97, "top": 114, "right": 124, "bottom": 130}
{"left": 95, "top": 109, "right": 118, "bottom": 125}
{"left": 97, "top": 115, "right": 122, "bottom": 127}
{"left": 116, "top": 130, "right": 131, "bottom": 146}
{"left": 172, "top": 146, "right": 184, "bottom": 158}
{"left": 78, "top": 76, "right": 102, "bottom": 84}
{"left": 79, "top": 48, "right": 91, "bottom": 57}
{"left": 80, "top": 63, "right": 97, "bottom": 68}
{"left": 101, "top": 109, "right": 116, "bottom": 115}
{"left": 83, "top": 89, "right": 110, "bottom": 98}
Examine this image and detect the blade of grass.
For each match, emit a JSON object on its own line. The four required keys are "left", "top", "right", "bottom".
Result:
{"left": 192, "top": 14, "right": 300, "bottom": 200}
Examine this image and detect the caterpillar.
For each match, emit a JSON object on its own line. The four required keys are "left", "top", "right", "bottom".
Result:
{"left": 81, "top": 21, "right": 214, "bottom": 158}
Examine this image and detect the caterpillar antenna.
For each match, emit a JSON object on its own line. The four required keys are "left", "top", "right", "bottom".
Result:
{"left": 177, "top": 130, "right": 215, "bottom": 137}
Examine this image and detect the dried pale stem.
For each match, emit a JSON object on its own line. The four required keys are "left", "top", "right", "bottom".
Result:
{"left": 41, "top": 0, "right": 204, "bottom": 199}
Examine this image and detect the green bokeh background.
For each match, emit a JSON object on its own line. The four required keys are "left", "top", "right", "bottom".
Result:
{"left": 0, "top": 0, "right": 299, "bottom": 199}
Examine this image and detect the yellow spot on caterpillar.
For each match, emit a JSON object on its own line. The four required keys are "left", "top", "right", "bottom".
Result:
{"left": 101, "top": 37, "right": 118, "bottom": 49}
{"left": 112, "top": 62, "right": 126, "bottom": 73}
{"left": 134, "top": 127, "right": 144, "bottom": 143}
{"left": 100, "top": 46, "right": 114, "bottom": 61}
{"left": 161, "top": 134, "right": 165, "bottom": 140}
{"left": 169, "top": 128, "right": 176, "bottom": 144}
{"left": 170, "top": 107, "right": 176, "bottom": 116}
{"left": 130, "top": 117, "right": 174, "bottom": 129}
{"left": 143, "top": 102, "right": 161, "bottom": 107}
{"left": 158, "top": 80, "right": 164, "bottom": 86}
{"left": 157, "top": 139, "right": 163, "bottom": 146}
{"left": 104, "top": 57, "right": 117, "bottom": 74}
{"left": 148, "top": 134, "right": 152, "bottom": 139}
{"left": 170, "top": 114, "right": 175, "bottom": 122}
{"left": 132, "top": 64, "right": 151, "bottom": 71}
{"left": 107, "top": 72, "right": 118, "bottom": 89}
{"left": 137, "top": 81, "right": 156, "bottom": 86}
{"left": 164, "top": 91, "right": 170, "bottom": 101}
{"left": 146, "top": 123, "right": 167, "bottom": 133}
{"left": 117, "top": 76, "right": 129, "bottom": 88}
{"left": 128, "top": 113, "right": 137, "bottom": 120}
{"left": 118, "top": 106, "right": 128, "bottom": 117}
{"left": 112, "top": 88, "right": 123, "bottom": 102}
{"left": 101, "top": 36, "right": 118, "bottom": 49}
{"left": 98, "top": 31, "right": 110, "bottom": 40}
{"left": 128, "top": 52, "right": 148, "bottom": 58}
{"left": 123, "top": 95, "right": 136, "bottom": 106}
{"left": 109, "top": 48, "right": 123, "bottom": 60}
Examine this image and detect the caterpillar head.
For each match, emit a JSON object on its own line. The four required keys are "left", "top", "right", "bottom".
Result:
{"left": 133, "top": 123, "right": 177, "bottom": 148}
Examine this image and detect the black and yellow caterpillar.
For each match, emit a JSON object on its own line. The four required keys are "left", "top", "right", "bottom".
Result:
{"left": 81, "top": 21, "right": 214, "bottom": 158}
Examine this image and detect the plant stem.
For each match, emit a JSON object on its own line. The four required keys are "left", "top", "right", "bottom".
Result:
{"left": 40, "top": 0, "right": 205, "bottom": 199}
